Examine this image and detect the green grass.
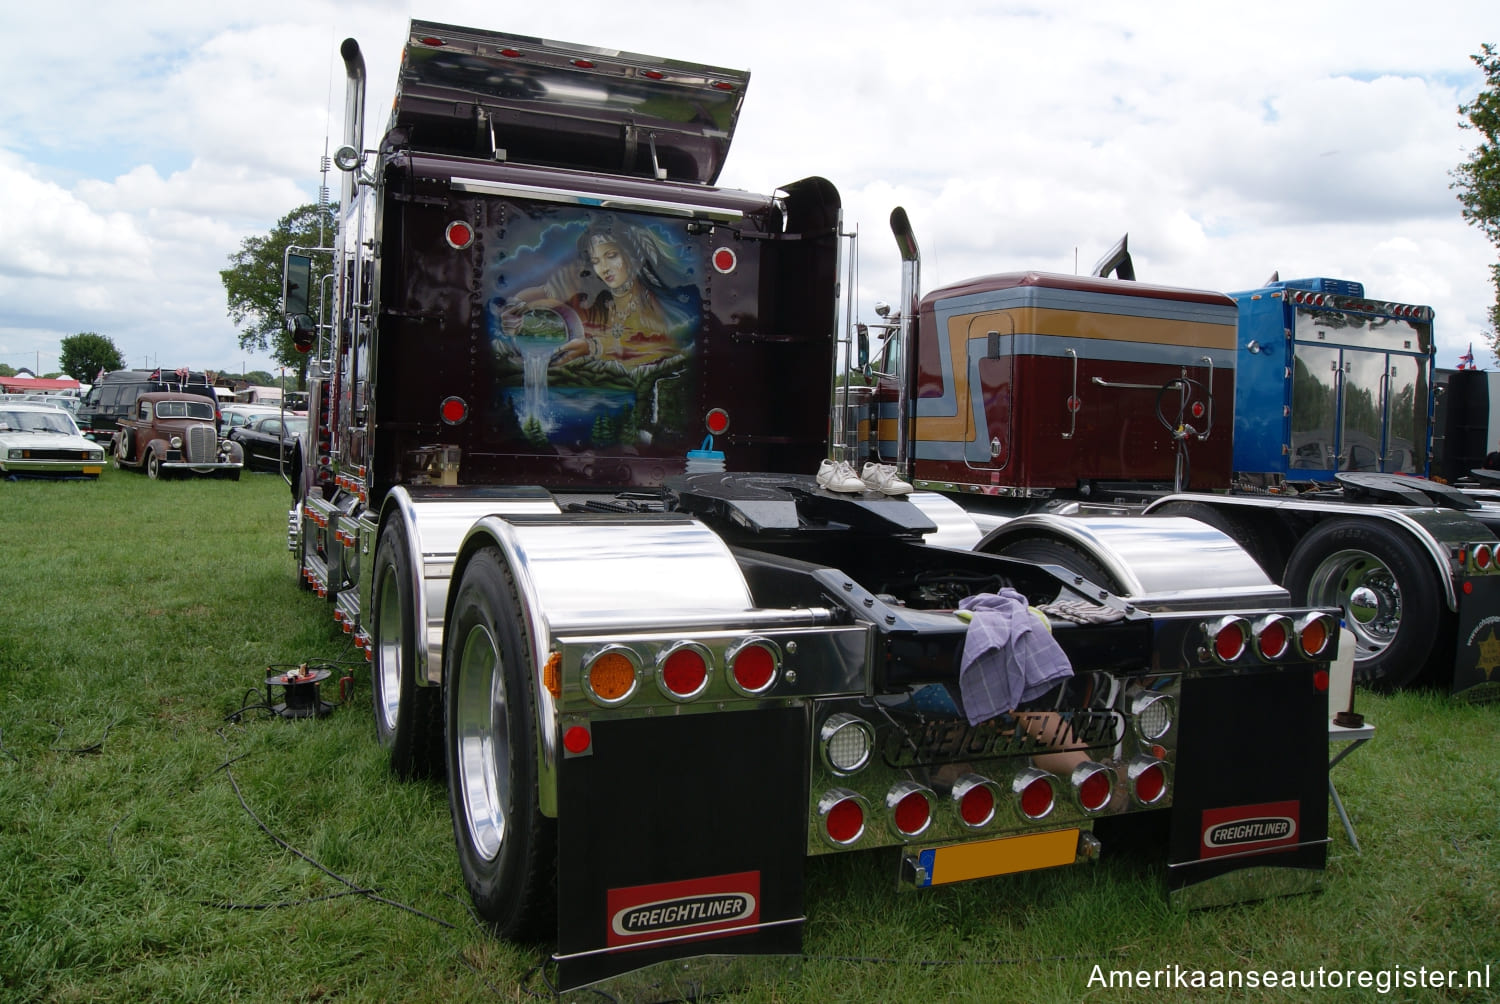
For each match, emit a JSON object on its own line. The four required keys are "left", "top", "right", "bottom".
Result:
{"left": 2, "top": 467, "right": 1497, "bottom": 1002}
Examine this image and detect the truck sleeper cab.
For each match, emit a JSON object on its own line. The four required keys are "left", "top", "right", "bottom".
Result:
{"left": 288, "top": 22, "right": 1339, "bottom": 996}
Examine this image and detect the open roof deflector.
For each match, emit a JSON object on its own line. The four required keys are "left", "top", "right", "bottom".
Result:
{"left": 393, "top": 20, "right": 750, "bottom": 185}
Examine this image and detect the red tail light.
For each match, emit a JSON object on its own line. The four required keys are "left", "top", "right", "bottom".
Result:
{"left": 1207, "top": 616, "right": 1249, "bottom": 664}
{"left": 1013, "top": 768, "right": 1056, "bottom": 820}
{"left": 1129, "top": 759, "right": 1167, "bottom": 805}
{"left": 1475, "top": 544, "right": 1492, "bottom": 571}
{"left": 728, "top": 638, "right": 778, "bottom": 694}
{"left": 1073, "top": 763, "right": 1113, "bottom": 813}
{"left": 818, "top": 790, "right": 866, "bottom": 846}
{"left": 656, "top": 642, "right": 710, "bottom": 700}
{"left": 887, "top": 783, "right": 934, "bottom": 838}
{"left": 951, "top": 775, "right": 997, "bottom": 828}
{"left": 1253, "top": 614, "right": 1292, "bottom": 660}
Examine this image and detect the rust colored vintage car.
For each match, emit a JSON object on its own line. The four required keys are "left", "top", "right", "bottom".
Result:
{"left": 113, "top": 392, "right": 244, "bottom": 480}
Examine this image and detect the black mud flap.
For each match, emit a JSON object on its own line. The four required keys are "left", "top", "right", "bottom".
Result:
{"left": 554, "top": 707, "right": 810, "bottom": 994}
{"left": 1451, "top": 574, "right": 1500, "bottom": 702}
{"left": 1166, "top": 666, "right": 1328, "bottom": 909}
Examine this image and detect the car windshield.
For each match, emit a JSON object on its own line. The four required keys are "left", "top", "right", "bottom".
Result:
{"left": 156, "top": 400, "right": 216, "bottom": 420}
{"left": 0, "top": 410, "right": 81, "bottom": 435}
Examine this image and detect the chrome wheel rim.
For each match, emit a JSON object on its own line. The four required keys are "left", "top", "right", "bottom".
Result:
{"left": 456, "top": 622, "right": 509, "bottom": 862}
{"left": 374, "top": 563, "right": 402, "bottom": 733}
{"left": 1304, "top": 548, "right": 1400, "bottom": 660}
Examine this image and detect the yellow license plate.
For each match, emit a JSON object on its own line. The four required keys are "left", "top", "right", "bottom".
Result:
{"left": 911, "top": 829, "right": 1080, "bottom": 887}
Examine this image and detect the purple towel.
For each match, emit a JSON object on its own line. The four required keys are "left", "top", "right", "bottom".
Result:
{"left": 957, "top": 589, "right": 1074, "bottom": 725}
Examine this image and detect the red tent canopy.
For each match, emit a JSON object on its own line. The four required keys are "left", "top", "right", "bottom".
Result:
{"left": 0, "top": 376, "right": 81, "bottom": 393}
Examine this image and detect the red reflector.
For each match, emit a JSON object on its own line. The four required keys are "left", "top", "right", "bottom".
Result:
{"left": 893, "top": 791, "right": 930, "bottom": 835}
{"left": 643, "top": 69, "right": 665, "bottom": 80}
{"left": 563, "top": 726, "right": 590, "bottom": 754}
{"left": 960, "top": 785, "right": 994, "bottom": 826}
{"left": 499, "top": 48, "right": 521, "bottom": 58}
{"left": 1313, "top": 668, "right": 1329, "bottom": 692}
{"left": 705, "top": 408, "right": 730, "bottom": 436}
{"left": 712, "top": 247, "right": 737, "bottom": 273}
{"left": 446, "top": 221, "right": 474, "bottom": 249}
{"left": 1465, "top": 580, "right": 1474, "bottom": 595}
{"left": 1191, "top": 401, "right": 1205, "bottom": 419}
{"left": 572, "top": 59, "right": 595, "bottom": 68}
{"left": 1134, "top": 763, "right": 1165, "bottom": 804}
{"left": 826, "top": 799, "right": 863, "bottom": 843}
{"left": 418, "top": 36, "right": 445, "bottom": 46}
{"left": 1079, "top": 770, "right": 1111, "bottom": 812}
{"left": 711, "top": 81, "right": 734, "bottom": 91}
{"left": 732, "top": 644, "right": 775, "bottom": 692}
{"left": 441, "top": 397, "right": 468, "bottom": 424}
{"left": 661, "top": 648, "right": 707, "bottom": 696}
{"left": 1020, "top": 776, "right": 1053, "bottom": 819}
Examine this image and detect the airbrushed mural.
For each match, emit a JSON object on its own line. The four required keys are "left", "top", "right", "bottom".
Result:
{"left": 483, "top": 205, "right": 703, "bottom": 460}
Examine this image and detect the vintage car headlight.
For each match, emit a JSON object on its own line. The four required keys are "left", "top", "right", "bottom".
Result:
{"left": 7, "top": 449, "right": 20, "bottom": 460}
{"left": 170, "top": 435, "right": 183, "bottom": 449}
{"left": 88, "top": 451, "right": 104, "bottom": 462}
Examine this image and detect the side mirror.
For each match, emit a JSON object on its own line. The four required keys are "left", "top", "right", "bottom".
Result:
{"left": 288, "top": 314, "right": 317, "bottom": 354}
{"left": 284, "top": 252, "right": 314, "bottom": 317}
{"left": 856, "top": 323, "right": 869, "bottom": 369}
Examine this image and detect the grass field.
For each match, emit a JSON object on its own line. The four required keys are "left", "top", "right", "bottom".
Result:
{"left": 1, "top": 466, "right": 1497, "bottom": 1002}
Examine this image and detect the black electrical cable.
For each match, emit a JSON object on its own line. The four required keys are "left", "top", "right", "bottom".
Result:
{"left": 203, "top": 888, "right": 382, "bottom": 911}
{"left": 49, "top": 716, "right": 119, "bottom": 754}
{"left": 214, "top": 732, "right": 455, "bottom": 929}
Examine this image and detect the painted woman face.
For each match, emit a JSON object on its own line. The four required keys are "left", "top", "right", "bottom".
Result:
{"left": 589, "top": 240, "right": 630, "bottom": 290}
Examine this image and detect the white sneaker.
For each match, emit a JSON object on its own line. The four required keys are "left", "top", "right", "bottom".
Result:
{"left": 816, "top": 458, "right": 866, "bottom": 493}
{"left": 861, "top": 462, "right": 913, "bottom": 495}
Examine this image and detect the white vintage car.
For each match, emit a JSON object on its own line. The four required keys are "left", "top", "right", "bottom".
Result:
{"left": 0, "top": 402, "right": 107, "bottom": 479}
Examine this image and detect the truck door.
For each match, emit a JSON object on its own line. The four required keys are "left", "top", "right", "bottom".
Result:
{"left": 968, "top": 317, "right": 1013, "bottom": 472}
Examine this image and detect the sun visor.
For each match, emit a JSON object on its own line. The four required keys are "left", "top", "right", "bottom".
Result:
{"left": 393, "top": 21, "right": 749, "bottom": 185}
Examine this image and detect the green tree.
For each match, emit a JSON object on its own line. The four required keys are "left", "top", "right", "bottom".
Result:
{"left": 1453, "top": 43, "right": 1500, "bottom": 346}
{"left": 0, "top": 363, "right": 14, "bottom": 377}
{"left": 220, "top": 203, "right": 333, "bottom": 386}
{"left": 58, "top": 332, "right": 125, "bottom": 382}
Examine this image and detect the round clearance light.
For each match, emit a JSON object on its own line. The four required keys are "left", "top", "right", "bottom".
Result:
{"left": 440, "top": 396, "right": 468, "bottom": 425}
{"left": 705, "top": 408, "right": 730, "bottom": 436}
{"left": 1253, "top": 614, "right": 1293, "bottom": 660}
{"left": 951, "top": 774, "right": 998, "bottom": 828}
{"left": 886, "top": 783, "right": 934, "bottom": 838}
{"left": 1013, "top": 768, "right": 1057, "bottom": 821}
{"left": 818, "top": 789, "right": 866, "bottom": 846}
{"left": 712, "top": 248, "right": 737, "bottom": 274}
{"left": 656, "top": 642, "right": 710, "bottom": 701}
{"left": 1295, "top": 611, "right": 1335, "bottom": 658}
{"left": 445, "top": 221, "right": 474, "bottom": 249}
{"left": 728, "top": 638, "right": 779, "bottom": 695}
{"left": 820, "top": 712, "right": 874, "bottom": 774}
{"left": 1130, "top": 691, "right": 1175, "bottom": 741}
{"left": 584, "top": 646, "right": 639, "bottom": 706}
{"left": 1129, "top": 758, "right": 1168, "bottom": 805}
{"left": 1072, "top": 763, "right": 1114, "bottom": 814}
{"left": 1206, "top": 615, "right": 1249, "bottom": 664}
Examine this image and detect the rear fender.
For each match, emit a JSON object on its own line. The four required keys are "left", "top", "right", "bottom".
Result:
{"left": 979, "top": 514, "right": 1287, "bottom": 610}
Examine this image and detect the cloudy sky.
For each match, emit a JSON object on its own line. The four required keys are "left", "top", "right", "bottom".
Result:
{"left": 1, "top": 1, "right": 1496, "bottom": 381}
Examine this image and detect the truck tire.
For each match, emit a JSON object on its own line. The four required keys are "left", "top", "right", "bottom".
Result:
{"left": 445, "top": 545, "right": 555, "bottom": 940}
{"left": 371, "top": 522, "right": 443, "bottom": 780}
{"left": 146, "top": 449, "right": 165, "bottom": 481}
{"left": 1149, "top": 500, "right": 1289, "bottom": 581}
{"left": 1283, "top": 518, "right": 1443, "bottom": 688}
{"left": 114, "top": 430, "right": 131, "bottom": 467}
{"left": 988, "top": 536, "right": 1123, "bottom": 600}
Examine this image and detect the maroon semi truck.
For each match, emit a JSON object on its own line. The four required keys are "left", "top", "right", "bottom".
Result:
{"left": 284, "top": 21, "right": 1338, "bottom": 996}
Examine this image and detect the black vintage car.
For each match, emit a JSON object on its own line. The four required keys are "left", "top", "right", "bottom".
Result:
{"left": 228, "top": 414, "right": 305, "bottom": 472}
